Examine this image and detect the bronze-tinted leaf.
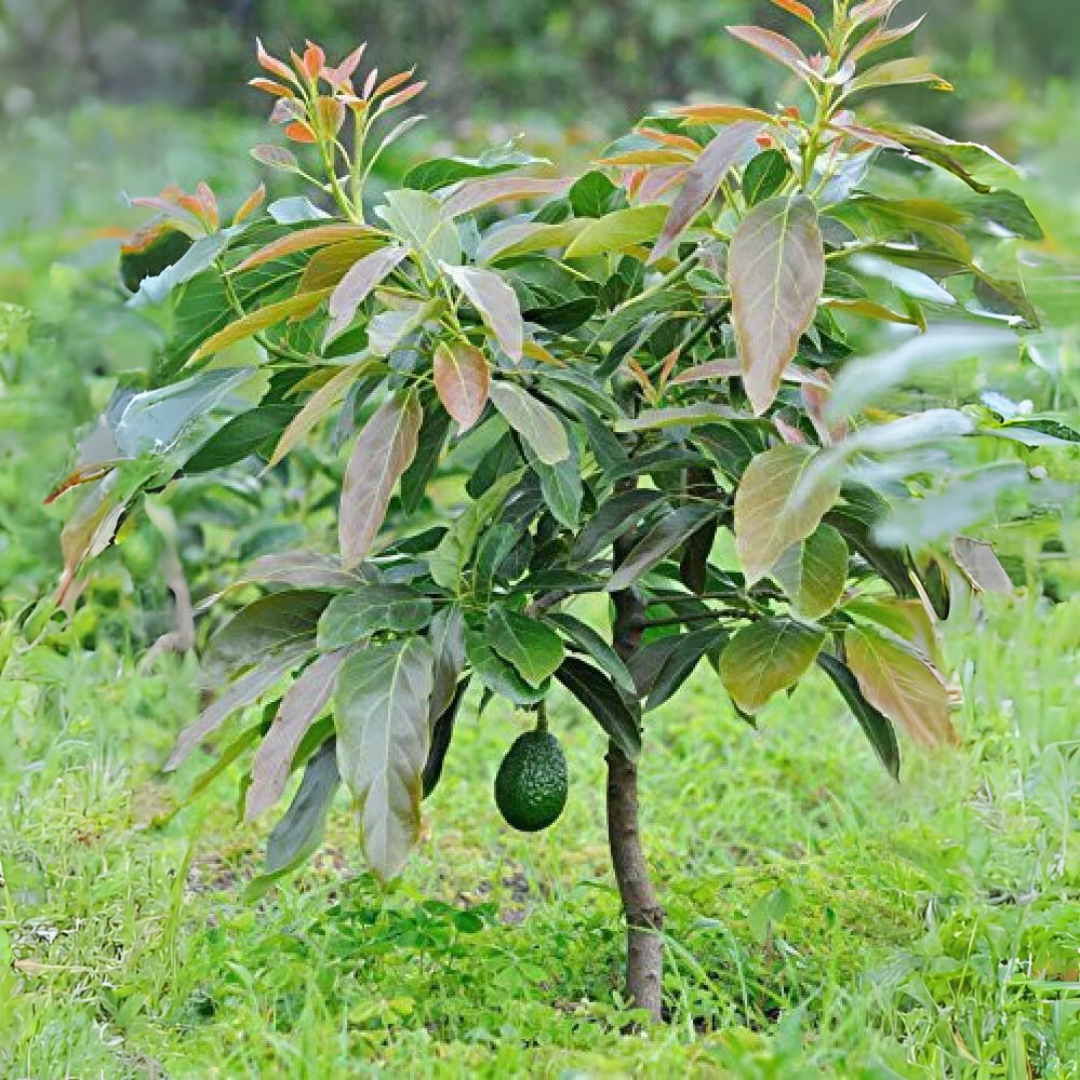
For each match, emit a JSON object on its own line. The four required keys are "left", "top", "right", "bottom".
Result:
{"left": 442, "top": 176, "right": 572, "bottom": 219}
{"left": 440, "top": 263, "right": 524, "bottom": 362}
{"left": 325, "top": 244, "right": 410, "bottom": 344}
{"left": 233, "top": 224, "right": 382, "bottom": 273}
{"left": 433, "top": 341, "right": 490, "bottom": 432}
{"left": 650, "top": 121, "right": 760, "bottom": 263}
{"left": 729, "top": 195, "right": 825, "bottom": 414}
{"left": 727, "top": 25, "right": 812, "bottom": 81}
{"left": 845, "top": 626, "right": 959, "bottom": 746}
{"left": 951, "top": 537, "right": 1014, "bottom": 595}
{"left": 339, "top": 393, "right": 422, "bottom": 568}
{"left": 245, "top": 650, "right": 349, "bottom": 821}
{"left": 334, "top": 637, "right": 435, "bottom": 880}
{"left": 734, "top": 444, "right": 841, "bottom": 585}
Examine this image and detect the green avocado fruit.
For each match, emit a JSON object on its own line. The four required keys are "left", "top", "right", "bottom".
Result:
{"left": 494, "top": 729, "right": 568, "bottom": 832}
{"left": 119, "top": 226, "right": 194, "bottom": 293}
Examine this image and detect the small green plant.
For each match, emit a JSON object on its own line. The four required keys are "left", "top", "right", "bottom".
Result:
{"left": 50, "top": 0, "right": 1071, "bottom": 1020}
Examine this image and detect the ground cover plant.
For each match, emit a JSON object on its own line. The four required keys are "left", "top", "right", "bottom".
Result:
{"left": 13, "top": 0, "right": 1080, "bottom": 1046}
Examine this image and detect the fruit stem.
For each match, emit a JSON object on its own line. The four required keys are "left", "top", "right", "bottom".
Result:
{"left": 534, "top": 701, "right": 549, "bottom": 733}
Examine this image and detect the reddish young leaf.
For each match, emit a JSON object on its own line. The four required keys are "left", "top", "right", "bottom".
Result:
{"left": 324, "top": 43, "right": 367, "bottom": 89}
{"left": 650, "top": 120, "right": 760, "bottom": 263}
{"left": 599, "top": 148, "right": 696, "bottom": 168}
{"left": 249, "top": 77, "right": 295, "bottom": 97}
{"left": 670, "top": 103, "right": 775, "bottom": 126}
{"left": 269, "top": 97, "right": 305, "bottom": 124}
{"left": 256, "top": 37, "right": 299, "bottom": 84}
{"left": 339, "top": 393, "right": 422, "bottom": 568}
{"left": 848, "top": 16, "right": 925, "bottom": 65}
{"left": 285, "top": 121, "right": 318, "bottom": 144}
{"left": 727, "top": 25, "right": 812, "bottom": 82}
{"left": 302, "top": 41, "right": 326, "bottom": 80}
{"left": 377, "top": 81, "right": 427, "bottom": 114}
{"left": 250, "top": 144, "right": 299, "bottom": 172}
{"left": 634, "top": 127, "right": 703, "bottom": 154}
{"left": 440, "top": 263, "right": 524, "bottom": 362}
{"left": 434, "top": 341, "right": 490, "bottom": 432}
{"left": 232, "top": 183, "right": 266, "bottom": 227}
{"left": 372, "top": 67, "right": 417, "bottom": 100}
{"left": 441, "top": 176, "right": 571, "bottom": 219}
{"left": 849, "top": 0, "right": 902, "bottom": 25}
{"left": 771, "top": 0, "right": 816, "bottom": 25}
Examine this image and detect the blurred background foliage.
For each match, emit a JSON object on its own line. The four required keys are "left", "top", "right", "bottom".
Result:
{"left": 1, "top": 0, "right": 1079, "bottom": 637}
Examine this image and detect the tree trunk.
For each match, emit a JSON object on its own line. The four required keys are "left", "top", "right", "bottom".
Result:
{"left": 609, "top": 529, "right": 665, "bottom": 1022}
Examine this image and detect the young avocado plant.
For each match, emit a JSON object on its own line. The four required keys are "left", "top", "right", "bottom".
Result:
{"left": 51, "top": 0, "right": 1066, "bottom": 1021}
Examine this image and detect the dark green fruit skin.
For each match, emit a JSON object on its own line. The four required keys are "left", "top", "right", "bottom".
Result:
{"left": 119, "top": 228, "right": 193, "bottom": 293}
{"left": 494, "top": 730, "right": 568, "bottom": 832}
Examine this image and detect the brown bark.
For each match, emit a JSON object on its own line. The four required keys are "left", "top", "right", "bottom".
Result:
{"left": 608, "top": 529, "right": 665, "bottom": 1022}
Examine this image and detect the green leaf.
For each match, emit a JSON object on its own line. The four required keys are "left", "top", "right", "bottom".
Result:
{"left": 184, "top": 403, "right": 300, "bottom": 473}
{"left": 570, "top": 489, "right": 666, "bottom": 563}
{"left": 646, "top": 626, "right": 729, "bottom": 711}
{"left": 526, "top": 436, "right": 582, "bottom": 529}
{"left": 719, "top": 618, "right": 825, "bottom": 714}
{"left": 545, "top": 613, "right": 636, "bottom": 696}
{"left": 613, "top": 404, "right": 743, "bottom": 432}
{"left": 564, "top": 205, "right": 669, "bottom": 259}
{"left": 318, "top": 585, "right": 434, "bottom": 649}
{"left": 651, "top": 121, "right": 760, "bottom": 263}
{"left": 606, "top": 505, "right": 717, "bottom": 592}
{"left": 187, "top": 288, "right": 331, "bottom": 365}
{"left": 846, "top": 56, "right": 951, "bottom": 96}
{"left": 488, "top": 605, "right": 566, "bottom": 688}
{"left": 245, "top": 738, "right": 340, "bottom": 901}
{"left": 334, "top": 637, "right": 435, "bottom": 880}
{"left": 569, "top": 170, "right": 620, "bottom": 218}
{"left": 817, "top": 653, "right": 900, "bottom": 780}
{"left": 734, "top": 445, "right": 841, "bottom": 586}
{"left": 844, "top": 626, "right": 958, "bottom": 747}
{"left": 429, "top": 470, "right": 523, "bottom": 588}
{"left": 742, "top": 149, "right": 791, "bottom": 206}
{"left": 771, "top": 524, "right": 849, "bottom": 620}
{"left": 427, "top": 605, "right": 467, "bottom": 722}
{"left": 555, "top": 657, "right": 642, "bottom": 759}
{"left": 339, "top": 392, "right": 422, "bottom": 568}
{"left": 201, "top": 590, "right": 331, "bottom": 685}
{"left": 729, "top": 195, "right": 825, "bottom": 414}
{"left": 377, "top": 188, "right": 461, "bottom": 267}
{"left": 465, "top": 627, "right": 547, "bottom": 705}
{"left": 400, "top": 406, "right": 452, "bottom": 515}
{"left": 403, "top": 145, "right": 550, "bottom": 191}
{"left": 489, "top": 381, "right": 570, "bottom": 464}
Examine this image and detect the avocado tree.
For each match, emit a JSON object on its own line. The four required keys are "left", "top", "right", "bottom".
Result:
{"left": 52, "top": 0, "right": 1065, "bottom": 1021}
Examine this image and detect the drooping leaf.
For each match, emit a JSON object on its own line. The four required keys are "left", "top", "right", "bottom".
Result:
{"left": 339, "top": 393, "right": 422, "bottom": 568}
{"left": 245, "top": 738, "right": 340, "bottom": 901}
{"left": 427, "top": 605, "right": 467, "bottom": 722}
{"left": 334, "top": 637, "right": 435, "bottom": 880}
{"left": 545, "top": 613, "right": 636, "bottom": 696}
{"left": 817, "top": 653, "right": 900, "bottom": 779}
{"left": 951, "top": 537, "right": 1014, "bottom": 595}
{"left": 465, "top": 627, "right": 548, "bottom": 705}
{"left": 719, "top": 618, "right": 825, "bottom": 714}
{"left": 440, "top": 263, "right": 524, "bottom": 362}
{"left": 844, "top": 626, "right": 958, "bottom": 746}
{"left": 771, "top": 523, "right": 849, "bottom": 620}
{"left": 555, "top": 657, "right": 642, "bottom": 759}
{"left": 422, "top": 679, "right": 468, "bottom": 799}
{"left": 651, "top": 121, "right": 760, "bottom": 263}
{"left": 606, "top": 504, "right": 718, "bottom": 592}
{"left": 646, "top": 626, "right": 729, "bottom": 711}
{"left": 730, "top": 195, "right": 825, "bottom": 414}
{"left": 433, "top": 341, "right": 490, "bottom": 432}
{"left": 488, "top": 381, "right": 570, "bottom": 464}
{"left": 246, "top": 650, "right": 349, "bottom": 820}
{"left": 734, "top": 445, "right": 841, "bottom": 586}
{"left": 570, "top": 488, "right": 667, "bottom": 563}
{"left": 399, "top": 406, "right": 452, "bottom": 515}
{"left": 487, "top": 605, "right": 566, "bottom": 688}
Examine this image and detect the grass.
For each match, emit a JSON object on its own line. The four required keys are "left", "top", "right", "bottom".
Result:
{"left": 4, "top": 591, "right": 1080, "bottom": 1077}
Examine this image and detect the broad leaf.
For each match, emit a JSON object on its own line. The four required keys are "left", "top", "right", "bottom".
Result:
{"left": 555, "top": 657, "right": 641, "bottom": 759}
{"left": 246, "top": 650, "right": 349, "bottom": 820}
{"left": 546, "top": 612, "right": 636, "bottom": 696}
{"left": 440, "top": 263, "right": 524, "bottom": 361}
{"left": 339, "top": 393, "right": 422, "bottom": 568}
{"left": 233, "top": 223, "right": 381, "bottom": 273}
{"left": 646, "top": 627, "right": 729, "bottom": 711}
{"left": 817, "top": 653, "right": 900, "bottom": 779}
{"left": 651, "top": 121, "right": 760, "bottom": 263}
{"left": 488, "top": 381, "right": 570, "bottom": 464}
{"left": 334, "top": 637, "right": 435, "bottom": 880}
{"left": 606, "top": 504, "right": 717, "bottom": 592}
{"left": 376, "top": 189, "right": 461, "bottom": 272}
{"left": 951, "top": 537, "right": 1013, "bottom": 595}
{"left": 318, "top": 584, "right": 434, "bottom": 649}
{"left": 734, "top": 445, "right": 841, "bottom": 586}
{"left": 433, "top": 341, "right": 490, "bottom": 432}
{"left": 771, "top": 523, "right": 849, "bottom": 620}
{"left": 565, "top": 205, "right": 669, "bottom": 259}
{"left": 325, "top": 244, "right": 410, "bottom": 343}
{"left": 719, "top": 618, "right": 825, "bottom": 714}
{"left": 844, "top": 627, "right": 958, "bottom": 746}
{"left": 727, "top": 25, "right": 812, "bottom": 82}
{"left": 428, "top": 605, "right": 467, "bottom": 722}
{"left": 730, "top": 195, "right": 825, "bottom": 414}
{"left": 184, "top": 403, "right": 300, "bottom": 473}
{"left": 487, "top": 605, "right": 566, "bottom": 688}
{"left": 465, "top": 627, "right": 548, "bottom": 705}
